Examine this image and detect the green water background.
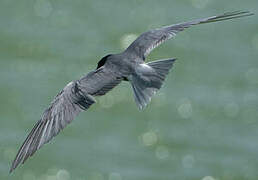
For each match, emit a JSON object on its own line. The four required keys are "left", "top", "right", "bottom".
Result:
{"left": 0, "top": 0, "right": 258, "bottom": 179}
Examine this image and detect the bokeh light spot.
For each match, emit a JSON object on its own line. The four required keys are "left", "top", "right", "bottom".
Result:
{"left": 34, "top": 0, "right": 53, "bottom": 18}
{"left": 120, "top": 34, "right": 138, "bottom": 50}
{"left": 245, "top": 68, "right": 258, "bottom": 84}
{"left": 155, "top": 146, "right": 170, "bottom": 160}
{"left": 108, "top": 172, "right": 122, "bottom": 180}
{"left": 177, "top": 98, "right": 193, "bottom": 119}
{"left": 56, "top": 169, "right": 70, "bottom": 180}
{"left": 202, "top": 176, "right": 216, "bottom": 180}
{"left": 182, "top": 154, "right": 195, "bottom": 168}
{"left": 141, "top": 131, "right": 158, "bottom": 146}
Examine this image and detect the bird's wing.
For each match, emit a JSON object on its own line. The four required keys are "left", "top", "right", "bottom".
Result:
{"left": 10, "top": 80, "right": 96, "bottom": 173}
{"left": 124, "top": 11, "right": 253, "bottom": 60}
{"left": 10, "top": 65, "right": 124, "bottom": 173}
{"left": 78, "top": 66, "right": 123, "bottom": 96}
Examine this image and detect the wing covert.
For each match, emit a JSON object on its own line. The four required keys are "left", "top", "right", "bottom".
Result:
{"left": 78, "top": 66, "right": 123, "bottom": 96}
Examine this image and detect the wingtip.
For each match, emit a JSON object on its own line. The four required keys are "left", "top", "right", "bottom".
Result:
{"left": 9, "top": 166, "right": 14, "bottom": 174}
{"left": 224, "top": 10, "right": 254, "bottom": 18}
{"left": 169, "top": 58, "right": 178, "bottom": 64}
{"left": 248, "top": 11, "right": 255, "bottom": 16}
{"left": 164, "top": 58, "right": 177, "bottom": 63}
{"left": 223, "top": 10, "right": 254, "bottom": 16}
{"left": 9, "top": 161, "right": 18, "bottom": 174}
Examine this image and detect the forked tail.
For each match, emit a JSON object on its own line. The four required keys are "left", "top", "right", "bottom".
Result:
{"left": 130, "top": 58, "right": 176, "bottom": 109}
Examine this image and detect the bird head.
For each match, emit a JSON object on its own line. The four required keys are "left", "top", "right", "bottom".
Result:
{"left": 96, "top": 54, "right": 112, "bottom": 69}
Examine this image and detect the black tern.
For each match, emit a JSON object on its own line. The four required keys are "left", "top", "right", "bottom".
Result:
{"left": 10, "top": 11, "right": 253, "bottom": 172}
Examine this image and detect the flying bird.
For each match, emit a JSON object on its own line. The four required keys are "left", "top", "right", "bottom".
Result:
{"left": 10, "top": 11, "right": 253, "bottom": 173}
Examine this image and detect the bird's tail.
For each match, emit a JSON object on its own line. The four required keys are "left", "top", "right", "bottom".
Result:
{"left": 130, "top": 58, "right": 176, "bottom": 110}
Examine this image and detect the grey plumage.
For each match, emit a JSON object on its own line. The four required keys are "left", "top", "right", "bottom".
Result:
{"left": 125, "top": 11, "right": 253, "bottom": 60}
{"left": 130, "top": 58, "right": 176, "bottom": 109}
{"left": 10, "top": 11, "right": 253, "bottom": 173}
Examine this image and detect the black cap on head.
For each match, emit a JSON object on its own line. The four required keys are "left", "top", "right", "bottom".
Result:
{"left": 96, "top": 54, "right": 112, "bottom": 69}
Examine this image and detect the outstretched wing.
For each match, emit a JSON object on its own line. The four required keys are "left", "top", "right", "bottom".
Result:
{"left": 125, "top": 11, "right": 253, "bottom": 60}
{"left": 10, "top": 81, "right": 96, "bottom": 173}
{"left": 10, "top": 64, "right": 124, "bottom": 173}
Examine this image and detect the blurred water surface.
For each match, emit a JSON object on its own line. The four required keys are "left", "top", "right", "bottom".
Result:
{"left": 0, "top": 0, "right": 258, "bottom": 180}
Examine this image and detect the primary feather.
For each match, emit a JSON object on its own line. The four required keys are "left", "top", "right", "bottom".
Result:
{"left": 10, "top": 65, "right": 123, "bottom": 173}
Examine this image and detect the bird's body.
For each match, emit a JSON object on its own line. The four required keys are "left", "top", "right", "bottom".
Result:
{"left": 10, "top": 11, "right": 253, "bottom": 173}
